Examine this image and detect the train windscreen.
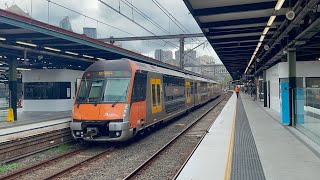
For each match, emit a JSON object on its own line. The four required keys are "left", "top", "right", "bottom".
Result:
{"left": 76, "top": 78, "right": 131, "bottom": 104}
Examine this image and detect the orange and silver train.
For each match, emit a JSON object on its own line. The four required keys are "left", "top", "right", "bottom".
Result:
{"left": 71, "top": 59, "right": 221, "bottom": 142}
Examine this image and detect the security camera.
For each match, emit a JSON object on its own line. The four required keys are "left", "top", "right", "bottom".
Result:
{"left": 283, "top": 50, "right": 288, "bottom": 55}
{"left": 286, "top": 10, "right": 295, "bottom": 20}
{"left": 256, "top": 58, "right": 261, "bottom": 62}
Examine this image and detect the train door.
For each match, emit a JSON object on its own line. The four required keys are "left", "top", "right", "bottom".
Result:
{"left": 186, "top": 81, "right": 191, "bottom": 103}
{"left": 150, "top": 78, "right": 162, "bottom": 114}
{"left": 197, "top": 82, "right": 201, "bottom": 101}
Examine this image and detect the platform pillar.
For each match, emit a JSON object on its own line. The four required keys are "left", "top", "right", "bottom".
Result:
{"left": 263, "top": 70, "right": 267, "bottom": 107}
{"left": 288, "top": 48, "right": 296, "bottom": 126}
{"left": 179, "top": 37, "right": 185, "bottom": 69}
{"left": 8, "top": 57, "right": 17, "bottom": 120}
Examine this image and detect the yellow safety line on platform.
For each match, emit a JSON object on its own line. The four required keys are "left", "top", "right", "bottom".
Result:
{"left": 224, "top": 97, "right": 237, "bottom": 180}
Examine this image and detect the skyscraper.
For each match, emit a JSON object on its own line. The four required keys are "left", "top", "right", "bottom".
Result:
{"left": 155, "top": 49, "right": 173, "bottom": 62}
{"left": 83, "top": 28, "right": 97, "bottom": 39}
{"left": 59, "top": 16, "right": 73, "bottom": 31}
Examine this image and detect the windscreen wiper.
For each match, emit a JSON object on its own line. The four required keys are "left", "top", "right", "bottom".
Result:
{"left": 112, "top": 84, "right": 130, "bottom": 107}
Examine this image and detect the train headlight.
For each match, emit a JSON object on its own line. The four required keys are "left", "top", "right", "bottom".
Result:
{"left": 123, "top": 104, "right": 130, "bottom": 121}
{"left": 115, "top": 131, "right": 121, "bottom": 137}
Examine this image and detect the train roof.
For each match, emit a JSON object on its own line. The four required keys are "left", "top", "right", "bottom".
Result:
{"left": 86, "top": 59, "right": 218, "bottom": 83}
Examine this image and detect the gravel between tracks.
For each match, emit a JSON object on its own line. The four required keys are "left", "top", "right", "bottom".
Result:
{"left": 131, "top": 97, "right": 228, "bottom": 180}
{"left": 59, "top": 95, "right": 229, "bottom": 180}
{"left": 0, "top": 143, "right": 82, "bottom": 177}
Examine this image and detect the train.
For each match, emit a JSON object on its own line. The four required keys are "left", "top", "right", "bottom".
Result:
{"left": 70, "top": 59, "right": 221, "bottom": 142}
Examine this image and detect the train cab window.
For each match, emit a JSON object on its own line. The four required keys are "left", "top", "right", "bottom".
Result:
{"left": 131, "top": 72, "right": 147, "bottom": 102}
{"left": 103, "top": 78, "right": 130, "bottom": 102}
{"left": 88, "top": 80, "right": 104, "bottom": 102}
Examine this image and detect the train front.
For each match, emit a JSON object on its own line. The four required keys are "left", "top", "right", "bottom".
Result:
{"left": 70, "top": 60, "right": 134, "bottom": 142}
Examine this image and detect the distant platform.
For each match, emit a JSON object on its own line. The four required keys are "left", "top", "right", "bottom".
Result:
{"left": 0, "top": 110, "right": 71, "bottom": 143}
{"left": 177, "top": 93, "right": 320, "bottom": 180}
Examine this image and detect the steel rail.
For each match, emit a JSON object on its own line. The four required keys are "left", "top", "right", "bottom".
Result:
{"left": 0, "top": 129, "right": 73, "bottom": 164}
{"left": 0, "top": 147, "right": 86, "bottom": 180}
{"left": 45, "top": 147, "right": 115, "bottom": 180}
{"left": 172, "top": 96, "right": 227, "bottom": 179}
{"left": 123, "top": 95, "right": 226, "bottom": 180}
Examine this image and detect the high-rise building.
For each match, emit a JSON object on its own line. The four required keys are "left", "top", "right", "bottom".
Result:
{"left": 164, "top": 59, "right": 179, "bottom": 67}
{"left": 83, "top": 27, "right": 97, "bottom": 39}
{"left": 184, "top": 50, "right": 197, "bottom": 66}
{"left": 6, "top": 5, "right": 30, "bottom": 17}
{"left": 175, "top": 50, "right": 198, "bottom": 66}
{"left": 155, "top": 49, "right": 173, "bottom": 62}
{"left": 59, "top": 16, "right": 73, "bottom": 31}
{"left": 198, "top": 55, "right": 215, "bottom": 65}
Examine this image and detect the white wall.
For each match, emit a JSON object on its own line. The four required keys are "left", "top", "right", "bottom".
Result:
{"left": 266, "top": 63, "right": 280, "bottom": 112}
{"left": 278, "top": 61, "right": 320, "bottom": 78}
{"left": 22, "top": 69, "right": 84, "bottom": 111}
{"left": 266, "top": 61, "right": 320, "bottom": 113}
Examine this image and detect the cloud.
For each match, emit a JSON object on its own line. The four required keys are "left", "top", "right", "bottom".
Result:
{"left": 1, "top": 0, "right": 221, "bottom": 63}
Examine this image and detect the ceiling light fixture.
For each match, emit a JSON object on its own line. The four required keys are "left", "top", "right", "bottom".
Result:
{"left": 44, "top": 47, "right": 61, "bottom": 52}
{"left": 259, "top": 35, "right": 265, "bottom": 42}
{"left": 0, "top": 37, "right": 6, "bottom": 41}
{"left": 65, "top": 51, "right": 79, "bottom": 56}
{"left": 16, "top": 41, "right": 37, "bottom": 47}
{"left": 267, "top": 16, "right": 276, "bottom": 26}
{"left": 97, "top": 57, "right": 106, "bottom": 61}
{"left": 83, "top": 55, "right": 94, "bottom": 58}
{"left": 257, "top": 42, "right": 262, "bottom": 48}
{"left": 17, "top": 68, "right": 31, "bottom": 71}
{"left": 275, "top": 0, "right": 285, "bottom": 11}
{"left": 263, "top": 27, "right": 270, "bottom": 35}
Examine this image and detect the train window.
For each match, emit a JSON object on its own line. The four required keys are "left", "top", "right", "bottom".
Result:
{"left": 152, "top": 84, "right": 156, "bottom": 106}
{"left": 190, "top": 82, "right": 194, "bottom": 94}
{"left": 103, "top": 78, "right": 130, "bottom": 102}
{"left": 88, "top": 80, "right": 104, "bottom": 102}
{"left": 131, "top": 72, "right": 147, "bottom": 102}
{"left": 157, "top": 84, "right": 161, "bottom": 106}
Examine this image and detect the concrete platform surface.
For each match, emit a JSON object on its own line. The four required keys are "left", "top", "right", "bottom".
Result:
{"left": 177, "top": 93, "right": 320, "bottom": 180}
{"left": 0, "top": 110, "right": 71, "bottom": 129}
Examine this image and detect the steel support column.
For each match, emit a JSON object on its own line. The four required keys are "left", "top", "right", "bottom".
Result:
{"left": 288, "top": 48, "right": 296, "bottom": 126}
{"left": 179, "top": 37, "right": 185, "bottom": 69}
{"left": 263, "top": 70, "right": 267, "bottom": 107}
{"left": 8, "top": 57, "right": 17, "bottom": 120}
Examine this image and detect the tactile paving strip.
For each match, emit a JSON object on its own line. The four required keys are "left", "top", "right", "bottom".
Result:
{"left": 231, "top": 97, "right": 266, "bottom": 180}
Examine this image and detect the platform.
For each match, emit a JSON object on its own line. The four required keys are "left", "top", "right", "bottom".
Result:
{"left": 0, "top": 110, "right": 71, "bottom": 129}
{"left": 177, "top": 93, "right": 320, "bottom": 180}
{"left": 0, "top": 110, "right": 71, "bottom": 143}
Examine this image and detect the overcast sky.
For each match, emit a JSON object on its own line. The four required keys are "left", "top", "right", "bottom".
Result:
{"left": 1, "top": 0, "right": 221, "bottom": 63}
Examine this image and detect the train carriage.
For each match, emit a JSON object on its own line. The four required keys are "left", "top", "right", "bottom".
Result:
{"left": 71, "top": 59, "right": 220, "bottom": 142}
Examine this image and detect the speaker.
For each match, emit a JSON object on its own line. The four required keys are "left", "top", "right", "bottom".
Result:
{"left": 286, "top": 10, "right": 295, "bottom": 20}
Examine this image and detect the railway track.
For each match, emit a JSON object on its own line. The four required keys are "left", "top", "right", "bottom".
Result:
{"left": 0, "top": 95, "right": 227, "bottom": 180}
{"left": 0, "top": 128, "right": 73, "bottom": 163}
{"left": 0, "top": 146, "right": 115, "bottom": 180}
{"left": 123, "top": 95, "right": 226, "bottom": 180}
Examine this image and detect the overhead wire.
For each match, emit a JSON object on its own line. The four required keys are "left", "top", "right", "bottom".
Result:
{"left": 42, "top": 0, "right": 170, "bottom": 50}
{"left": 98, "top": 0, "right": 180, "bottom": 49}
{"left": 152, "top": 0, "right": 215, "bottom": 62}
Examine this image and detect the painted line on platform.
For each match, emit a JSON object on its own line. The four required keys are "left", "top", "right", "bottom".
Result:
{"left": 224, "top": 97, "right": 237, "bottom": 180}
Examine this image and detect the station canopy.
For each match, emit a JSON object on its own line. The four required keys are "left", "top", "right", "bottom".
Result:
{"left": 0, "top": 9, "right": 210, "bottom": 81}
{"left": 184, "top": 0, "right": 320, "bottom": 79}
